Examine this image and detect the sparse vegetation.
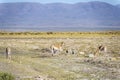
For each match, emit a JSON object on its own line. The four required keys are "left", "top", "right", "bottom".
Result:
{"left": 0, "top": 72, "right": 15, "bottom": 80}
{"left": 0, "top": 31, "right": 120, "bottom": 38}
{"left": 0, "top": 31, "right": 120, "bottom": 80}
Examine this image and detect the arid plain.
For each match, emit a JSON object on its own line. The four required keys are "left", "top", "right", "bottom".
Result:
{"left": 0, "top": 31, "right": 120, "bottom": 80}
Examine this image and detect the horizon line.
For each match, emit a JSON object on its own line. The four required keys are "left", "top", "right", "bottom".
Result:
{"left": 0, "top": 1, "right": 116, "bottom": 5}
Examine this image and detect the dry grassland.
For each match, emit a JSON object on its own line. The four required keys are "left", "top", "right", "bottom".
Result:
{"left": 0, "top": 31, "right": 120, "bottom": 80}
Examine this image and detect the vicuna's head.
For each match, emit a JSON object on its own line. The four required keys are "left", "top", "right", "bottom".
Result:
{"left": 98, "top": 45, "right": 107, "bottom": 52}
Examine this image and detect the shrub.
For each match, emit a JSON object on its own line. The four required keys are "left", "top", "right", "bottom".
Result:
{"left": 0, "top": 72, "right": 15, "bottom": 80}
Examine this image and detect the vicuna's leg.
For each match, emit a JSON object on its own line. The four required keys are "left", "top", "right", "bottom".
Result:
{"left": 51, "top": 48, "right": 56, "bottom": 54}
{"left": 94, "top": 49, "right": 99, "bottom": 57}
{"left": 51, "top": 48, "right": 56, "bottom": 56}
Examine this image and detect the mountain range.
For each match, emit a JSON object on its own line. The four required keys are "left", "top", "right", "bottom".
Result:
{"left": 0, "top": 1, "right": 120, "bottom": 31}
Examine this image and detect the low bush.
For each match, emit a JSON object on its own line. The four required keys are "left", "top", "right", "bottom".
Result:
{"left": 0, "top": 72, "right": 15, "bottom": 80}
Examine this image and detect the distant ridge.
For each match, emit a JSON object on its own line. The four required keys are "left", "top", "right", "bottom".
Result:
{"left": 116, "top": 4, "right": 120, "bottom": 8}
{"left": 0, "top": 1, "right": 120, "bottom": 31}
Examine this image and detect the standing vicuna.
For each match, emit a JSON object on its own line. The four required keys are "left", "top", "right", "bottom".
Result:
{"left": 6, "top": 47, "right": 11, "bottom": 60}
{"left": 50, "top": 42, "right": 64, "bottom": 55}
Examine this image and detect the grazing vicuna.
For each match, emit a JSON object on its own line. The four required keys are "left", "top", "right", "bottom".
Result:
{"left": 50, "top": 42, "right": 64, "bottom": 54}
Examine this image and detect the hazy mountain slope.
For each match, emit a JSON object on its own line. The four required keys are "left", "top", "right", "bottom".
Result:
{"left": 0, "top": 1, "right": 120, "bottom": 30}
{"left": 116, "top": 4, "right": 120, "bottom": 8}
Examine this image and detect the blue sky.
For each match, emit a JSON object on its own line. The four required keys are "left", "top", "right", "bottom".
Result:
{"left": 0, "top": 0, "right": 120, "bottom": 5}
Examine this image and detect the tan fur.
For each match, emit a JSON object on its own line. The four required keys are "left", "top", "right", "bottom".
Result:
{"left": 50, "top": 42, "right": 64, "bottom": 54}
{"left": 6, "top": 47, "right": 11, "bottom": 60}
